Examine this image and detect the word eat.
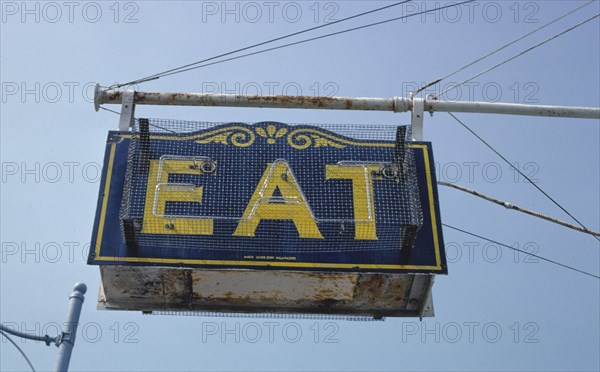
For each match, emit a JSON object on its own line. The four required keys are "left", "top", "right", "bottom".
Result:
{"left": 142, "top": 159, "right": 389, "bottom": 240}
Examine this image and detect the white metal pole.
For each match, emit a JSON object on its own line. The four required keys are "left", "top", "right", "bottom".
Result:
{"left": 94, "top": 85, "right": 600, "bottom": 119}
{"left": 95, "top": 88, "right": 404, "bottom": 112}
{"left": 54, "top": 283, "right": 86, "bottom": 372}
{"left": 425, "top": 99, "right": 600, "bottom": 119}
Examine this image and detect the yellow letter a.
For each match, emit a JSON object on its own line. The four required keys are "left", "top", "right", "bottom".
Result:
{"left": 234, "top": 161, "right": 323, "bottom": 239}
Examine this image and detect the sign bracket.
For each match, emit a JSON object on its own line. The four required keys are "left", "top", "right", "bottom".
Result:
{"left": 411, "top": 96, "right": 425, "bottom": 141}
{"left": 118, "top": 90, "right": 135, "bottom": 131}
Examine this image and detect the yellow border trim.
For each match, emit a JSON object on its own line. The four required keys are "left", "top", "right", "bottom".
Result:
{"left": 94, "top": 143, "right": 116, "bottom": 260}
{"left": 420, "top": 145, "right": 441, "bottom": 268}
{"left": 117, "top": 126, "right": 395, "bottom": 148}
{"left": 287, "top": 128, "right": 394, "bottom": 149}
{"left": 94, "top": 137, "right": 442, "bottom": 271}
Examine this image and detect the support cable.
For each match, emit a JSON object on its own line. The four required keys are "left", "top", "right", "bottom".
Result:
{"left": 438, "top": 13, "right": 600, "bottom": 98}
{"left": 98, "top": 108, "right": 177, "bottom": 133}
{"left": 443, "top": 224, "right": 600, "bottom": 279}
{"left": 0, "top": 323, "right": 59, "bottom": 346}
{"left": 439, "top": 181, "right": 600, "bottom": 237}
{"left": 448, "top": 112, "right": 600, "bottom": 243}
{"left": 98, "top": 106, "right": 121, "bottom": 115}
{"left": 111, "top": 0, "right": 414, "bottom": 88}
{"left": 113, "top": 0, "right": 476, "bottom": 87}
{"left": 414, "top": 0, "right": 595, "bottom": 95}
{"left": 0, "top": 330, "right": 37, "bottom": 372}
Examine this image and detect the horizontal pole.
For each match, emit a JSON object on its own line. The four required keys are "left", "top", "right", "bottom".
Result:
{"left": 95, "top": 87, "right": 407, "bottom": 112}
{"left": 94, "top": 85, "right": 600, "bottom": 119}
{"left": 427, "top": 100, "right": 600, "bottom": 119}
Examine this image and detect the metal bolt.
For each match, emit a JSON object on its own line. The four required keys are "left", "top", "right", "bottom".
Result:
{"left": 201, "top": 161, "right": 216, "bottom": 174}
{"left": 381, "top": 165, "right": 398, "bottom": 179}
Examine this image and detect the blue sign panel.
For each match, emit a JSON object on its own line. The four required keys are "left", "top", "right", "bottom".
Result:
{"left": 88, "top": 122, "right": 446, "bottom": 273}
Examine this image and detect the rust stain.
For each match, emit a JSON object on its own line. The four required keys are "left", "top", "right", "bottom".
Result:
{"left": 245, "top": 94, "right": 345, "bottom": 108}
{"left": 104, "top": 90, "right": 122, "bottom": 103}
{"left": 131, "top": 92, "right": 360, "bottom": 109}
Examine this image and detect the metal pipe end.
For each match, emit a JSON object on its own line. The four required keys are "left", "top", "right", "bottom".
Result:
{"left": 94, "top": 83, "right": 102, "bottom": 112}
{"left": 73, "top": 282, "right": 87, "bottom": 294}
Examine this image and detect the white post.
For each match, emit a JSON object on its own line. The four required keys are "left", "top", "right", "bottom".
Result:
{"left": 54, "top": 283, "right": 86, "bottom": 372}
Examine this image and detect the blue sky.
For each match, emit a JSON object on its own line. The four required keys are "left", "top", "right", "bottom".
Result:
{"left": 1, "top": 1, "right": 599, "bottom": 371}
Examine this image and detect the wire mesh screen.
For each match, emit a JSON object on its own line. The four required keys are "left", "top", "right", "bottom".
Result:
{"left": 143, "top": 311, "right": 384, "bottom": 321}
{"left": 119, "top": 119, "right": 423, "bottom": 261}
